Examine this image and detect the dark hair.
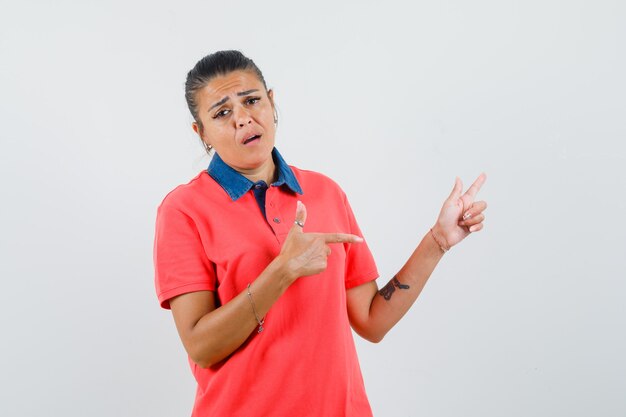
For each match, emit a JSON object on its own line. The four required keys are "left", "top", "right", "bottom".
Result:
{"left": 185, "top": 50, "right": 268, "bottom": 133}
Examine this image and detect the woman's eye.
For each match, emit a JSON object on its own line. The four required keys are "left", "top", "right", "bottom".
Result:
{"left": 246, "top": 97, "right": 261, "bottom": 105}
{"left": 214, "top": 109, "right": 230, "bottom": 119}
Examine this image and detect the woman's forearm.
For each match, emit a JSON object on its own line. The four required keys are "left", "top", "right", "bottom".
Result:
{"left": 183, "top": 257, "right": 294, "bottom": 368}
{"left": 361, "top": 230, "right": 445, "bottom": 342}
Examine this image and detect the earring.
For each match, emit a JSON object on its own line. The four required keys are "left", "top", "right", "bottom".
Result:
{"left": 273, "top": 110, "right": 278, "bottom": 125}
{"left": 203, "top": 142, "right": 213, "bottom": 154}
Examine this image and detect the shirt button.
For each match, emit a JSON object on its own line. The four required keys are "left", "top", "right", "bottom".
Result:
{"left": 273, "top": 217, "right": 281, "bottom": 223}
{"left": 255, "top": 184, "right": 262, "bottom": 189}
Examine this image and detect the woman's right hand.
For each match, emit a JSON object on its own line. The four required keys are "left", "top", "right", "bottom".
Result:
{"left": 277, "top": 201, "right": 364, "bottom": 282}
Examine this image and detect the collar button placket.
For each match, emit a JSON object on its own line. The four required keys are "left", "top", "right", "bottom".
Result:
{"left": 265, "top": 188, "right": 286, "bottom": 241}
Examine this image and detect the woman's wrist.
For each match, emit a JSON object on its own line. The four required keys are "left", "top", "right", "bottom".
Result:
{"left": 429, "top": 225, "right": 450, "bottom": 253}
{"left": 269, "top": 255, "right": 298, "bottom": 289}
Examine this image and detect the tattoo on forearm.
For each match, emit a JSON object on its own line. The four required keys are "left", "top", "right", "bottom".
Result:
{"left": 378, "top": 276, "right": 410, "bottom": 300}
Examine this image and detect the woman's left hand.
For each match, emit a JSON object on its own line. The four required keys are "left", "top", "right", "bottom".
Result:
{"left": 432, "top": 173, "right": 488, "bottom": 250}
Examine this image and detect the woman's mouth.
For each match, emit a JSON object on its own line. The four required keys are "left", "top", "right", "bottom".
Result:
{"left": 243, "top": 134, "right": 261, "bottom": 145}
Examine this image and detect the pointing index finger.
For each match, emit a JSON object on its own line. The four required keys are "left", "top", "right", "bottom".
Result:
{"left": 463, "top": 172, "right": 487, "bottom": 200}
{"left": 318, "top": 233, "right": 364, "bottom": 244}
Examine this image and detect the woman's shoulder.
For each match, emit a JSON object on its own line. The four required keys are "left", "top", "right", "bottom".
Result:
{"left": 157, "top": 171, "right": 214, "bottom": 210}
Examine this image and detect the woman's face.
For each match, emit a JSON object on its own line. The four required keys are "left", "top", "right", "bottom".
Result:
{"left": 192, "top": 70, "right": 276, "bottom": 173}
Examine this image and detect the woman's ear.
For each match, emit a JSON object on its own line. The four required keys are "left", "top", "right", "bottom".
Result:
{"left": 192, "top": 121, "right": 206, "bottom": 139}
{"left": 192, "top": 121, "right": 212, "bottom": 148}
{"left": 268, "top": 89, "right": 278, "bottom": 125}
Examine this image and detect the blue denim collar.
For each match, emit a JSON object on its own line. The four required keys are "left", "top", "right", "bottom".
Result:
{"left": 207, "top": 147, "right": 304, "bottom": 201}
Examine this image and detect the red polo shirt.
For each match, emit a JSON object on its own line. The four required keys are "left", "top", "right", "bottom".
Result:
{"left": 154, "top": 151, "right": 379, "bottom": 417}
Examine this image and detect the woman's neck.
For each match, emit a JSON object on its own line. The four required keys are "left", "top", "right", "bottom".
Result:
{"left": 238, "top": 157, "right": 277, "bottom": 185}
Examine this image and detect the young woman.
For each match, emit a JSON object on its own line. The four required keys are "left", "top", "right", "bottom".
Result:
{"left": 154, "top": 50, "right": 487, "bottom": 417}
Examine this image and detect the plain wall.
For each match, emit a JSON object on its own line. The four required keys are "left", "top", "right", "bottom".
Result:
{"left": 1, "top": 1, "right": 625, "bottom": 416}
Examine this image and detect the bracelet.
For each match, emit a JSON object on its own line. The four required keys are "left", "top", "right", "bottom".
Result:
{"left": 429, "top": 228, "right": 449, "bottom": 253}
{"left": 246, "top": 283, "right": 265, "bottom": 333}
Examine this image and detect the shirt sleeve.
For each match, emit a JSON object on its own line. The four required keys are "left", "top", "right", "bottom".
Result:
{"left": 153, "top": 202, "right": 217, "bottom": 309}
{"left": 341, "top": 192, "right": 379, "bottom": 289}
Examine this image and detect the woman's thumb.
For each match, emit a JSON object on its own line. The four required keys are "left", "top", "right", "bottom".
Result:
{"left": 293, "top": 200, "right": 307, "bottom": 231}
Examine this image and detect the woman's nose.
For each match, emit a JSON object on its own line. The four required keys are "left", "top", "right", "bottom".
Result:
{"left": 234, "top": 106, "right": 252, "bottom": 128}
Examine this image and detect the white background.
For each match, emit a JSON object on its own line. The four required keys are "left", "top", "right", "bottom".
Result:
{"left": 1, "top": 1, "right": 625, "bottom": 416}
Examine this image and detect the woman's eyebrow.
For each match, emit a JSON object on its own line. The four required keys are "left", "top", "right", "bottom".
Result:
{"left": 209, "top": 89, "right": 260, "bottom": 111}
{"left": 237, "top": 89, "right": 259, "bottom": 96}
